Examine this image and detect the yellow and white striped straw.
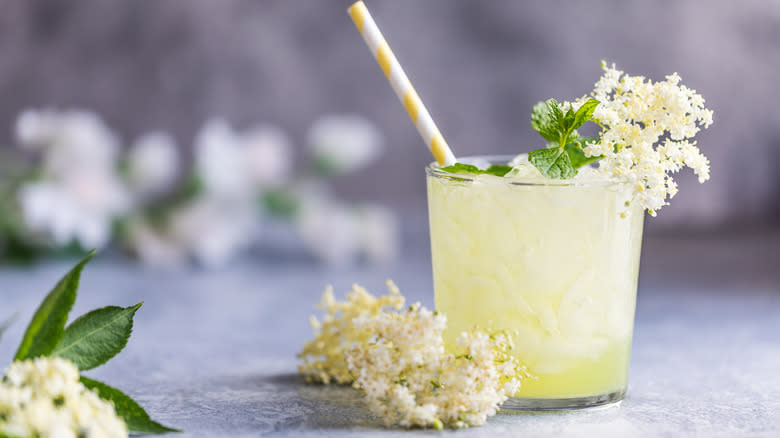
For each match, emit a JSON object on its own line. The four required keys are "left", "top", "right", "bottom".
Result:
{"left": 348, "top": 1, "right": 456, "bottom": 166}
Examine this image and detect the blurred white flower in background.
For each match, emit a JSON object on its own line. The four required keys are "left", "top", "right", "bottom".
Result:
{"left": 16, "top": 108, "right": 120, "bottom": 176}
{"left": 295, "top": 196, "right": 400, "bottom": 266}
{"left": 14, "top": 109, "right": 130, "bottom": 250}
{"left": 242, "top": 124, "right": 294, "bottom": 187}
{"left": 355, "top": 204, "right": 400, "bottom": 264}
{"left": 126, "top": 132, "right": 179, "bottom": 199}
{"left": 18, "top": 175, "right": 129, "bottom": 250}
{"left": 195, "top": 119, "right": 248, "bottom": 199}
{"left": 195, "top": 118, "right": 292, "bottom": 199}
{"left": 180, "top": 118, "right": 294, "bottom": 267}
{"left": 126, "top": 198, "right": 259, "bottom": 269}
{"left": 4, "top": 108, "right": 400, "bottom": 268}
{"left": 308, "top": 114, "right": 384, "bottom": 174}
{"left": 296, "top": 198, "right": 360, "bottom": 266}
{"left": 168, "top": 198, "right": 258, "bottom": 268}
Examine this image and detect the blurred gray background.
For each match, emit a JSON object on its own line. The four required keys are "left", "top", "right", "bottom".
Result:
{"left": 0, "top": 0, "right": 778, "bottom": 232}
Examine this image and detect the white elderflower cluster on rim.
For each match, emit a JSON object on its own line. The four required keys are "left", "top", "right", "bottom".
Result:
{"left": 300, "top": 281, "right": 526, "bottom": 429}
{"left": 570, "top": 62, "right": 714, "bottom": 215}
{"left": 0, "top": 357, "right": 127, "bottom": 438}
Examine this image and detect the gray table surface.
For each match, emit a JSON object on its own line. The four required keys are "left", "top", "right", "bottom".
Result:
{"left": 0, "top": 233, "right": 778, "bottom": 437}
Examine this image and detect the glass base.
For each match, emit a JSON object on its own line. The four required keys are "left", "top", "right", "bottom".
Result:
{"left": 500, "top": 389, "right": 625, "bottom": 411}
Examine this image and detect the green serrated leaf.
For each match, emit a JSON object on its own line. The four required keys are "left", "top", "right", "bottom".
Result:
{"left": 562, "top": 106, "right": 575, "bottom": 132}
{"left": 528, "top": 147, "right": 576, "bottom": 179}
{"left": 572, "top": 98, "right": 600, "bottom": 131}
{"left": 52, "top": 303, "right": 142, "bottom": 371}
{"left": 439, "top": 163, "right": 512, "bottom": 177}
{"left": 14, "top": 251, "right": 96, "bottom": 361}
{"left": 81, "top": 377, "right": 180, "bottom": 433}
{"left": 531, "top": 99, "right": 564, "bottom": 143}
{"left": 564, "top": 137, "right": 603, "bottom": 169}
{"left": 548, "top": 99, "right": 565, "bottom": 128}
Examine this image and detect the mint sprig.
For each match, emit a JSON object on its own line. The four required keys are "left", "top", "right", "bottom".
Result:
{"left": 439, "top": 163, "right": 513, "bottom": 177}
{"left": 528, "top": 98, "right": 602, "bottom": 179}
{"left": 9, "top": 252, "right": 178, "bottom": 434}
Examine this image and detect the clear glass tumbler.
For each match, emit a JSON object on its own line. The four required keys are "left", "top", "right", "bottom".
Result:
{"left": 426, "top": 155, "right": 644, "bottom": 410}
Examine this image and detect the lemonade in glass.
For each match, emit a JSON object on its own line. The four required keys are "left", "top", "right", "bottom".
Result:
{"left": 427, "top": 155, "right": 644, "bottom": 409}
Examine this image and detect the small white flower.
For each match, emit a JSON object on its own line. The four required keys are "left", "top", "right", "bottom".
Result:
{"left": 355, "top": 204, "right": 400, "bottom": 264}
{"left": 15, "top": 109, "right": 120, "bottom": 177}
{"left": 16, "top": 109, "right": 56, "bottom": 149}
{"left": 307, "top": 115, "right": 383, "bottom": 174}
{"left": 241, "top": 124, "right": 293, "bottom": 187}
{"left": 194, "top": 118, "right": 249, "bottom": 199}
{"left": 195, "top": 118, "right": 293, "bottom": 199}
{"left": 18, "top": 173, "right": 130, "bottom": 250}
{"left": 13, "top": 108, "right": 131, "bottom": 250}
{"left": 295, "top": 198, "right": 360, "bottom": 266}
{"left": 168, "top": 197, "right": 258, "bottom": 268}
{"left": 127, "top": 132, "right": 180, "bottom": 198}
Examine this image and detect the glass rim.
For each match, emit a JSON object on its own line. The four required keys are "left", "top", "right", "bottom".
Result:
{"left": 425, "top": 154, "right": 623, "bottom": 187}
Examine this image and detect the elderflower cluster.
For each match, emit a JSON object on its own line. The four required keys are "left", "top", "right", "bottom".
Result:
{"left": 0, "top": 357, "right": 128, "bottom": 438}
{"left": 570, "top": 62, "right": 714, "bottom": 215}
{"left": 300, "top": 281, "right": 525, "bottom": 429}
{"left": 298, "top": 282, "right": 405, "bottom": 384}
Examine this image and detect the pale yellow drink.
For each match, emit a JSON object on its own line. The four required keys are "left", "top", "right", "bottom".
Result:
{"left": 427, "top": 156, "right": 644, "bottom": 408}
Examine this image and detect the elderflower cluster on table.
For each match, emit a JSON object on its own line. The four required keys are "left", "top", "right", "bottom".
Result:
{"left": 0, "top": 358, "right": 127, "bottom": 438}
{"left": 0, "top": 111, "right": 398, "bottom": 267}
{"left": 298, "top": 282, "right": 527, "bottom": 429}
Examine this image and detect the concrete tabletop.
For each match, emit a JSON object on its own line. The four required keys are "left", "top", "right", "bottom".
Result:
{"left": 0, "top": 233, "right": 778, "bottom": 437}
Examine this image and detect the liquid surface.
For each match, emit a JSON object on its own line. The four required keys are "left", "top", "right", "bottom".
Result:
{"left": 427, "top": 170, "right": 644, "bottom": 399}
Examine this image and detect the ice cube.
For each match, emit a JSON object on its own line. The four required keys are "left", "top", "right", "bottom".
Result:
{"left": 508, "top": 153, "right": 530, "bottom": 167}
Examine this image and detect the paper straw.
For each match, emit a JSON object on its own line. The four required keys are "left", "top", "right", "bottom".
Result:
{"left": 348, "top": 1, "right": 456, "bottom": 166}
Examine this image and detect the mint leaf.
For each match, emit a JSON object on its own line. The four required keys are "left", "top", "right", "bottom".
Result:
{"left": 482, "top": 164, "right": 513, "bottom": 176}
{"left": 81, "top": 377, "right": 180, "bottom": 433}
{"left": 528, "top": 148, "right": 576, "bottom": 179}
{"left": 14, "top": 251, "right": 95, "bottom": 360}
{"left": 563, "top": 106, "right": 576, "bottom": 134}
{"left": 531, "top": 99, "right": 564, "bottom": 143}
{"left": 564, "top": 137, "right": 603, "bottom": 169}
{"left": 439, "top": 163, "right": 512, "bottom": 177}
{"left": 52, "top": 303, "right": 142, "bottom": 371}
{"left": 572, "top": 99, "right": 600, "bottom": 130}
{"left": 439, "top": 163, "right": 480, "bottom": 174}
